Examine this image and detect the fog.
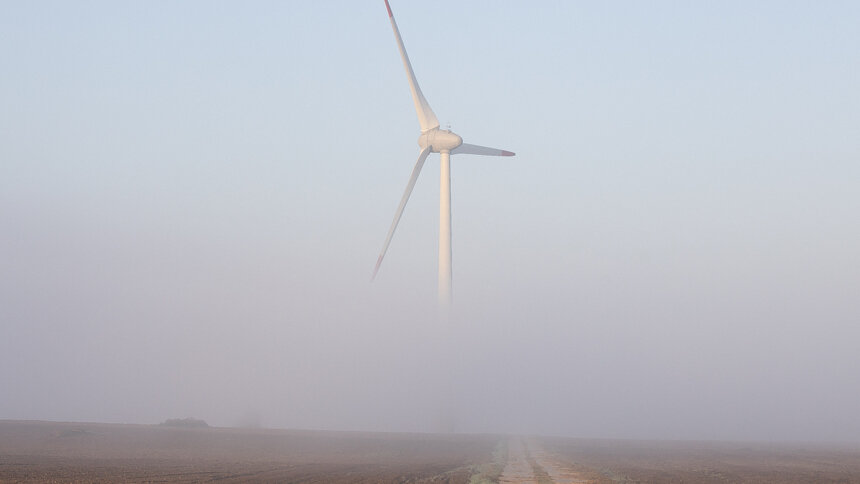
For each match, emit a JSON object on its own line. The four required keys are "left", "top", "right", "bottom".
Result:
{"left": 2, "top": 1, "right": 859, "bottom": 442}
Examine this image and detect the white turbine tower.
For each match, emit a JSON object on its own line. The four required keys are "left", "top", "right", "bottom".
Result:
{"left": 372, "top": 0, "right": 515, "bottom": 313}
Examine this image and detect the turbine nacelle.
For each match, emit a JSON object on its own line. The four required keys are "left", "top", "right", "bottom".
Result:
{"left": 419, "top": 128, "right": 463, "bottom": 153}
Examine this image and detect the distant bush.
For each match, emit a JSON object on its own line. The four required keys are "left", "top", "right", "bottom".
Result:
{"left": 159, "top": 417, "right": 209, "bottom": 428}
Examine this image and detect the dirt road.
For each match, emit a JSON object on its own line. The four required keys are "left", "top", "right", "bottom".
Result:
{"left": 499, "top": 437, "right": 537, "bottom": 483}
{"left": 498, "top": 437, "right": 595, "bottom": 484}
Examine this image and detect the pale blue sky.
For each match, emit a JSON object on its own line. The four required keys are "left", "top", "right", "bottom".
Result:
{"left": 2, "top": 1, "right": 859, "bottom": 440}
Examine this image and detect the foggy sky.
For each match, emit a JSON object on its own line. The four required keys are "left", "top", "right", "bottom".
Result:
{"left": 2, "top": 1, "right": 859, "bottom": 442}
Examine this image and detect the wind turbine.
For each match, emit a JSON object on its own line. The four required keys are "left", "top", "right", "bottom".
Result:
{"left": 372, "top": 0, "right": 515, "bottom": 312}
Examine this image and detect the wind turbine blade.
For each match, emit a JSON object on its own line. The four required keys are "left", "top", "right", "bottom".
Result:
{"left": 451, "top": 143, "right": 516, "bottom": 157}
{"left": 384, "top": 0, "right": 440, "bottom": 132}
{"left": 373, "top": 146, "right": 433, "bottom": 280}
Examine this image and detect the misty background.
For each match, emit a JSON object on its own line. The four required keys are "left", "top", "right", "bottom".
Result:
{"left": 2, "top": 1, "right": 858, "bottom": 442}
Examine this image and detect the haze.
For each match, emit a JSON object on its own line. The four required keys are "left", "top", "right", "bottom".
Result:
{"left": 2, "top": 1, "right": 858, "bottom": 442}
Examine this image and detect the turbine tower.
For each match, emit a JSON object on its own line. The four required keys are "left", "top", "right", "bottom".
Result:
{"left": 372, "top": 0, "right": 514, "bottom": 313}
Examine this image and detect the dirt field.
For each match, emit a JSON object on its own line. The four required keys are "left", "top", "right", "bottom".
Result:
{"left": 540, "top": 436, "right": 860, "bottom": 483}
{"left": 3, "top": 421, "right": 860, "bottom": 483}
{"left": 0, "top": 420, "right": 496, "bottom": 483}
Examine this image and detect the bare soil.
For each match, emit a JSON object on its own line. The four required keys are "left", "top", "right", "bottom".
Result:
{"left": 0, "top": 420, "right": 496, "bottom": 483}
{"left": 540, "top": 436, "right": 860, "bottom": 483}
{"left": 3, "top": 421, "right": 860, "bottom": 483}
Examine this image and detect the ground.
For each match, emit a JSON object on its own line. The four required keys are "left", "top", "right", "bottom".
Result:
{"left": 2, "top": 421, "right": 860, "bottom": 483}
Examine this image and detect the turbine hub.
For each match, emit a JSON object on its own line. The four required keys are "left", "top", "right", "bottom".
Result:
{"left": 418, "top": 128, "right": 463, "bottom": 153}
